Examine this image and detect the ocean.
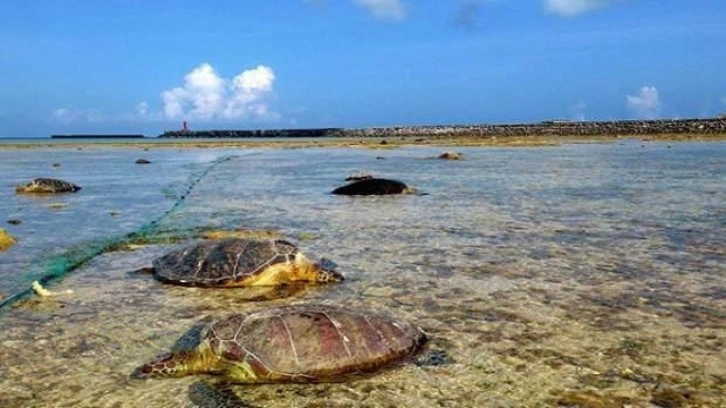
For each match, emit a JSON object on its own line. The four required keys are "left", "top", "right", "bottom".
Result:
{"left": 0, "top": 140, "right": 724, "bottom": 407}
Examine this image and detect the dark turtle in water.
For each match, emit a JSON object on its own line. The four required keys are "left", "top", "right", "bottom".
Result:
{"left": 331, "top": 178, "right": 414, "bottom": 196}
{"left": 140, "top": 238, "right": 342, "bottom": 288}
{"left": 133, "top": 305, "right": 427, "bottom": 383}
{"left": 438, "top": 151, "right": 462, "bottom": 160}
{"left": 15, "top": 178, "right": 81, "bottom": 194}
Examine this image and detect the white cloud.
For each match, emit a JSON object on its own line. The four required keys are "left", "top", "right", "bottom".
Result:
{"left": 161, "top": 63, "right": 277, "bottom": 121}
{"left": 545, "top": 0, "right": 609, "bottom": 17}
{"left": 355, "top": 0, "right": 407, "bottom": 21}
{"left": 626, "top": 86, "right": 661, "bottom": 119}
{"left": 136, "top": 101, "right": 149, "bottom": 116}
{"left": 52, "top": 108, "right": 79, "bottom": 124}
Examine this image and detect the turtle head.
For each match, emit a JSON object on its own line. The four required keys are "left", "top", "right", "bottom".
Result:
{"left": 132, "top": 352, "right": 187, "bottom": 379}
{"left": 314, "top": 257, "right": 344, "bottom": 283}
{"left": 132, "top": 347, "right": 217, "bottom": 379}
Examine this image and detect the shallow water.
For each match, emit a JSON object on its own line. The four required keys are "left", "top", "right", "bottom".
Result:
{"left": 0, "top": 141, "right": 724, "bottom": 407}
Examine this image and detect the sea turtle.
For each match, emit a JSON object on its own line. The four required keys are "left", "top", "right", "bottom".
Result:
{"left": 331, "top": 178, "right": 414, "bottom": 196}
{"left": 15, "top": 178, "right": 81, "bottom": 194}
{"left": 132, "top": 305, "right": 427, "bottom": 383}
{"left": 438, "top": 151, "right": 462, "bottom": 160}
{"left": 139, "top": 238, "right": 342, "bottom": 288}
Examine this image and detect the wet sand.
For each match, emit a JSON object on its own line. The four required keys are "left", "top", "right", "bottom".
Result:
{"left": 0, "top": 142, "right": 724, "bottom": 407}
{"left": 2, "top": 133, "right": 726, "bottom": 151}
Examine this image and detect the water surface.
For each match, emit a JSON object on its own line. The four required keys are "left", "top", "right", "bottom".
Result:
{"left": 0, "top": 141, "right": 724, "bottom": 407}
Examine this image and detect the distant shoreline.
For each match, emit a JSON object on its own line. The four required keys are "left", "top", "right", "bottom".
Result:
{"left": 2, "top": 133, "right": 725, "bottom": 150}
{"left": 51, "top": 134, "right": 145, "bottom": 139}
{"left": 1, "top": 118, "right": 725, "bottom": 149}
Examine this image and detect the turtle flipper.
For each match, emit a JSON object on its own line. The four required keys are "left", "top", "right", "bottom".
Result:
{"left": 129, "top": 267, "right": 155, "bottom": 275}
{"left": 171, "top": 322, "right": 208, "bottom": 352}
{"left": 188, "top": 381, "right": 258, "bottom": 408}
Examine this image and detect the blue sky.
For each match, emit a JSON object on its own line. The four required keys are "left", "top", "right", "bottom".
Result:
{"left": 1, "top": 0, "right": 725, "bottom": 137}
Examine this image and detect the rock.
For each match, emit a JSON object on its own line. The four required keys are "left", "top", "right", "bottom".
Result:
{"left": 135, "top": 158, "right": 151, "bottom": 164}
{"left": 7, "top": 219, "right": 21, "bottom": 225}
{"left": 0, "top": 228, "right": 16, "bottom": 251}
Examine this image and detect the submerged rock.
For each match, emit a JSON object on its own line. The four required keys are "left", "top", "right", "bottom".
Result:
{"left": 0, "top": 228, "right": 16, "bottom": 251}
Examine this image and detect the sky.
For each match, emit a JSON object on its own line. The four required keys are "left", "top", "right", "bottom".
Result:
{"left": 1, "top": 0, "right": 725, "bottom": 137}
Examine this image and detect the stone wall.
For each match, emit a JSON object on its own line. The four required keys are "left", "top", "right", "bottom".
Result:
{"left": 158, "top": 118, "right": 726, "bottom": 139}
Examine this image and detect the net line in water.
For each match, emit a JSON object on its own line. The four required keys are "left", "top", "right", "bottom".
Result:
{"left": 0, "top": 155, "right": 237, "bottom": 312}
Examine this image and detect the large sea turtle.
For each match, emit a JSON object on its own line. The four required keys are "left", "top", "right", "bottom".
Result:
{"left": 139, "top": 238, "right": 342, "bottom": 288}
{"left": 331, "top": 178, "right": 414, "bottom": 196}
{"left": 15, "top": 178, "right": 81, "bottom": 194}
{"left": 132, "top": 305, "right": 427, "bottom": 383}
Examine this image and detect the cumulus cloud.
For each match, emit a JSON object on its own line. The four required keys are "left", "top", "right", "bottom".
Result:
{"left": 627, "top": 86, "right": 661, "bottom": 119}
{"left": 545, "top": 0, "right": 610, "bottom": 17}
{"left": 161, "top": 63, "right": 277, "bottom": 121}
{"left": 136, "top": 101, "right": 149, "bottom": 116}
{"left": 355, "top": 0, "right": 407, "bottom": 21}
{"left": 52, "top": 108, "right": 80, "bottom": 124}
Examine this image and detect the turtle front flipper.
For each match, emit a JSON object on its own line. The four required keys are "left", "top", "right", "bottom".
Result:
{"left": 188, "top": 381, "right": 258, "bottom": 408}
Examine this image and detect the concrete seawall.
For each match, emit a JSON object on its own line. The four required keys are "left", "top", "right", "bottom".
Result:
{"left": 158, "top": 118, "right": 726, "bottom": 139}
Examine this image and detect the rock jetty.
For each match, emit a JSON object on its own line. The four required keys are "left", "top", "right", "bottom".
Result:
{"left": 157, "top": 119, "right": 726, "bottom": 139}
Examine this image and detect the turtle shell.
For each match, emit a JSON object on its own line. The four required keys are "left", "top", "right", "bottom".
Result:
{"left": 15, "top": 178, "right": 81, "bottom": 194}
{"left": 152, "top": 238, "right": 298, "bottom": 287}
{"left": 331, "top": 178, "right": 409, "bottom": 196}
{"left": 206, "top": 305, "right": 426, "bottom": 382}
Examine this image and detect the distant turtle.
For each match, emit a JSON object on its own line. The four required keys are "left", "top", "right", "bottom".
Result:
{"left": 133, "top": 305, "right": 427, "bottom": 383}
{"left": 332, "top": 178, "right": 414, "bottom": 196}
{"left": 15, "top": 178, "right": 81, "bottom": 194}
{"left": 438, "top": 151, "right": 462, "bottom": 160}
{"left": 135, "top": 158, "right": 152, "bottom": 164}
{"left": 138, "top": 238, "right": 342, "bottom": 288}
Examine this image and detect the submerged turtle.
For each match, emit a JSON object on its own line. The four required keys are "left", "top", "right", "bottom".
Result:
{"left": 139, "top": 238, "right": 342, "bottom": 288}
{"left": 438, "top": 151, "right": 462, "bottom": 160}
{"left": 133, "top": 305, "right": 427, "bottom": 383}
{"left": 331, "top": 178, "right": 414, "bottom": 196}
{"left": 15, "top": 178, "right": 81, "bottom": 194}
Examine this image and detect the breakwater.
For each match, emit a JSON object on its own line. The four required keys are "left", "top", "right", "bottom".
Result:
{"left": 51, "top": 134, "right": 145, "bottom": 139}
{"left": 159, "top": 128, "right": 344, "bottom": 138}
{"left": 157, "top": 118, "right": 726, "bottom": 139}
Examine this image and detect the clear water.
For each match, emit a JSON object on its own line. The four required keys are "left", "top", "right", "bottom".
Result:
{"left": 0, "top": 141, "right": 724, "bottom": 407}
